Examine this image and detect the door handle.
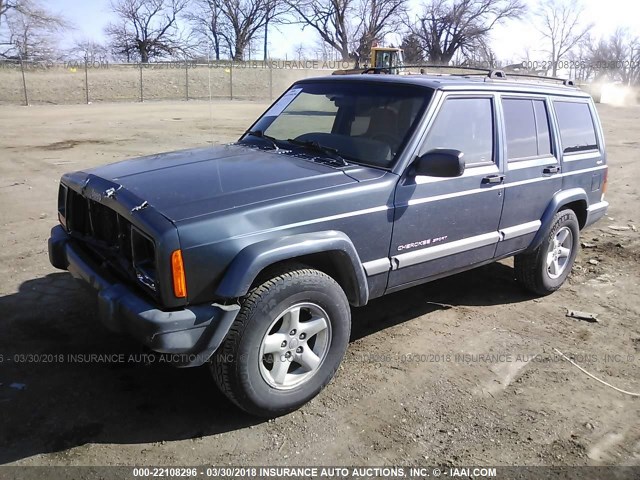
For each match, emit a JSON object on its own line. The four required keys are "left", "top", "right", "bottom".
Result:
{"left": 482, "top": 174, "right": 505, "bottom": 184}
{"left": 543, "top": 166, "right": 560, "bottom": 174}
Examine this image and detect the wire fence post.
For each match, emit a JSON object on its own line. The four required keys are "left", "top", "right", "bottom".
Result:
{"left": 19, "top": 56, "right": 29, "bottom": 106}
{"left": 229, "top": 62, "right": 233, "bottom": 100}
{"left": 139, "top": 62, "right": 143, "bottom": 102}
{"left": 84, "top": 57, "right": 90, "bottom": 104}
{"left": 185, "top": 60, "right": 189, "bottom": 101}
{"left": 269, "top": 60, "right": 273, "bottom": 101}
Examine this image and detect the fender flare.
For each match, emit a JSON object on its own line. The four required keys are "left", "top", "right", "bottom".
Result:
{"left": 215, "top": 230, "right": 369, "bottom": 306}
{"left": 529, "top": 188, "right": 588, "bottom": 251}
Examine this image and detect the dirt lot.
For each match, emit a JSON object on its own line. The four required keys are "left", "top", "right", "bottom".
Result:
{"left": 0, "top": 100, "right": 639, "bottom": 468}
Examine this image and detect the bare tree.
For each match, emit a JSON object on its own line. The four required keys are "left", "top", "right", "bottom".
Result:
{"left": 262, "top": 0, "right": 294, "bottom": 61}
{"left": 535, "top": 0, "right": 592, "bottom": 76}
{"left": 585, "top": 29, "right": 640, "bottom": 85}
{"left": 288, "top": 0, "right": 407, "bottom": 62}
{"left": 292, "top": 42, "right": 309, "bottom": 59}
{"left": 218, "top": 0, "right": 287, "bottom": 61}
{"left": 462, "top": 41, "right": 498, "bottom": 68}
{"left": 405, "top": 0, "right": 526, "bottom": 65}
{"left": 67, "top": 39, "right": 111, "bottom": 63}
{"left": 0, "top": 0, "right": 15, "bottom": 26}
{"left": 352, "top": 0, "right": 407, "bottom": 60}
{"left": 312, "top": 37, "right": 340, "bottom": 61}
{"left": 185, "top": 0, "right": 230, "bottom": 60}
{"left": 400, "top": 33, "right": 424, "bottom": 64}
{"left": 1, "top": 0, "right": 69, "bottom": 59}
{"left": 105, "top": 0, "right": 188, "bottom": 63}
{"left": 287, "top": 1, "right": 352, "bottom": 61}
{"left": 0, "top": 0, "right": 25, "bottom": 27}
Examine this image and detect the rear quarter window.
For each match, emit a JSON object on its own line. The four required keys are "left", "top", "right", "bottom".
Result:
{"left": 554, "top": 101, "right": 598, "bottom": 154}
{"left": 534, "top": 100, "right": 552, "bottom": 156}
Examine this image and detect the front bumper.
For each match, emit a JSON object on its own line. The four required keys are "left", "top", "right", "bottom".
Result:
{"left": 48, "top": 225, "right": 239, "bottom": 367}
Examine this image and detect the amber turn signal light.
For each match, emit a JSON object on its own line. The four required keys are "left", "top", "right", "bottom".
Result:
{"left": 171, "top": 249, "right": 187, "bottom": 298}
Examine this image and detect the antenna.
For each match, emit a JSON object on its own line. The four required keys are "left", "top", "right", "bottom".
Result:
{"left": 207, "top": 43, "right": 214, "bottom": 146}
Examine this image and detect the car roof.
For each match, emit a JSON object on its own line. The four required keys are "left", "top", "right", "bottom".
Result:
{"left": 295, "top": 74, "right": 592, "bottom": 98}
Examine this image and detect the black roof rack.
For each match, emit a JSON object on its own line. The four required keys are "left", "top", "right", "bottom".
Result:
{"left": 504, "top": 72, "right": 576, "bottom": 86}
{"left": 405, "top": 64, "right": 493, "bottom": 74}
{"left": 405, "top": 65, "right": 577, "bottom": 87}
{"left": 357, "top": 64, "right": 577, "bottom": 87}
{"left": 360, "top": 64, "right": 493, "bottom": 75}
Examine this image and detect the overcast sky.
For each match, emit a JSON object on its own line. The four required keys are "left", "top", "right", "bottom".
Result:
{"left": 53, "top": 0, "right": 640, "bottom": 61}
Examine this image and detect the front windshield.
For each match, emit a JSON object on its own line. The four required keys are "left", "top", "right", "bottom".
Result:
{"left": 374, "top": 50, "right": 403, "bottom": 74}
{"left": 241, "top": 82, "right": 433, "bottom": 169}
{"left": 377, "top": 51, "right": 392, "bottom": 68}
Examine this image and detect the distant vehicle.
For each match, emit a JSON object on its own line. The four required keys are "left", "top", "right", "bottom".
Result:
{"left": 333, "top": 46, "right": 405, "bottom": 75}
{"left": 49, "top": 70, "right": 609, "bottom": 417}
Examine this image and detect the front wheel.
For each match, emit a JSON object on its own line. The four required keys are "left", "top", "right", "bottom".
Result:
{"left": 211, "top": 266, "right": 351, "bottom": 417}
{"left": 515, "top": 209, "right": 580, "bottom": 295}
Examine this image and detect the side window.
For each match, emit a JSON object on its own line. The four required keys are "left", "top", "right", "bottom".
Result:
{"left": 421, "top": 97, "right": 494, "bottom": 165}
{"left": 554, "top": 101, "right": 598, "bottom": 153}
{"left": 533, "top": 100, "right": 552, "bottom": 156}
{"left": 503, "top": 99, "right": 537, "bottom": 159}
{"left": 503, "top": 98, "right": 553, "bottom": 161}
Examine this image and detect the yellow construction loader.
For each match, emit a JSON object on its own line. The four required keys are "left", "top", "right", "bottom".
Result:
{"left": 333, "top": 46, "right": 405, "bottom": 75}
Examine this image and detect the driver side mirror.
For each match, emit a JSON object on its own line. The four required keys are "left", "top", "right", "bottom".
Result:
{"left": 413, "top": 149, "right": 465, "bottom": 177}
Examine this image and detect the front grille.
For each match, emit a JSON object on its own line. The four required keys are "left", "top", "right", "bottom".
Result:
{"left": 65, "top": 187, "right": 156, "bottom": 295}
{"left": 90, "top": 201, "right": 119, "bottom": 246}
{"left": 68, "top": 189, "right": 91, "bottom": 236}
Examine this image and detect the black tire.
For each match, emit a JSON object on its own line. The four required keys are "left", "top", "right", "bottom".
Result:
{"left": 515, "top": 209, "right": 580, "bottom": 296}
{"left": 210, "top": 265, "right": 351, "bottom": 417}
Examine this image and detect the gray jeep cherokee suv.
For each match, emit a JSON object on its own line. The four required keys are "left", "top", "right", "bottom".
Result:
{"left": 49, "top": 72, "right": 609, "bottom": 416}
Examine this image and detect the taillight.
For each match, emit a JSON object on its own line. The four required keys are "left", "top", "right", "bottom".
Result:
{"left": 602, "top": 168, "right": 608, "bottom": 200}
{"left": 171, "top": 249, "right": 187, "bottom": 298}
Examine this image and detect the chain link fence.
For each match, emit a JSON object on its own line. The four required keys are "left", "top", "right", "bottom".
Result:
{"left": 0, "top": 59, "right": 618, "bottom": 106}
{"left": 0, "top": 59, "right": 355, "bottom": 105}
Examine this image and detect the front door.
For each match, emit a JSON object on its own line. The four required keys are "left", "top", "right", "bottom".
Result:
{"left": 388, "top": 94, "right": 505, "bottom": 290}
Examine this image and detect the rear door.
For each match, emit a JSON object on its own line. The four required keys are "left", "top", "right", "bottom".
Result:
{"left": 552, "top": 98, "right": 607, "bottom": 208}
{"left": 495, "top": 94, "right": 562, "bottom": 257}
{"left": 388, "top": 93, "right": 505, "bottom": 290}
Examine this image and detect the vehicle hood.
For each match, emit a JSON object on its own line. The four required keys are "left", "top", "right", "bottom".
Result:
{"left": 85, "top": 144, "right": 360, "bottom": 222}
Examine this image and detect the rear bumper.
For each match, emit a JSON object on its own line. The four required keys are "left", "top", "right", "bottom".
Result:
{"left": 585, "top": 200, "right": 609, "bottom": 228}
{"left": 48, "top": 225, "right": 239, "bottom": 367}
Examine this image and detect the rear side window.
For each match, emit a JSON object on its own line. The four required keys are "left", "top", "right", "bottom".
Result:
{"left": 554, "top": 101, "right": 598, "bottom": 153}
{"left": 503, "top": 98, "right": 552, "bottom": 160}
{"left": 534, "top": 100, "right": 552, "bottom": 156}
{"left": 422, "top": 97, "right": 494, "bottom": 165}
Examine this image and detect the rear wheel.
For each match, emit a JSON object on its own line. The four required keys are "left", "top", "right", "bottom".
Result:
{"left": 515, "top": 209, "right": 580, "bottom": 295}
{"left": 211, "top": 266, "right": 350, "bottom": 417}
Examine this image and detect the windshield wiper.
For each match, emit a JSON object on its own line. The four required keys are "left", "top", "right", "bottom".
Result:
{"left": 286, "top": 138, "right": 348, "bottom": 166}
{"left": 245, "top": 130, "right": 280, "bottom": 150}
